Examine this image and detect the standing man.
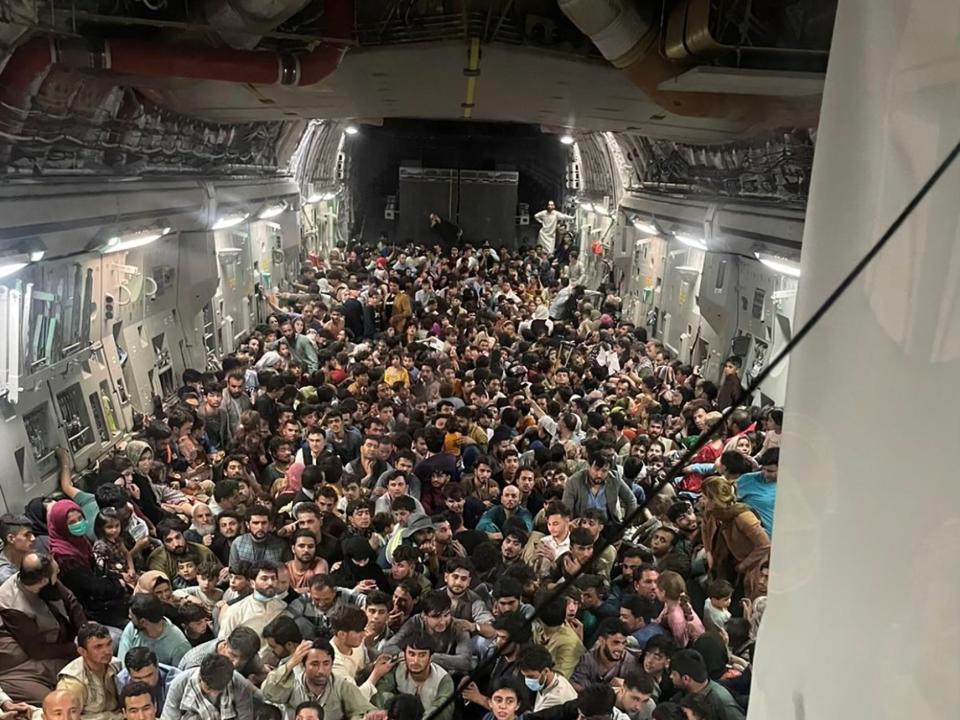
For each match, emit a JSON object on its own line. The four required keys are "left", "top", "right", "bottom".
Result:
{"left": 534, "top": 201, "right": 573, "bottom": 257}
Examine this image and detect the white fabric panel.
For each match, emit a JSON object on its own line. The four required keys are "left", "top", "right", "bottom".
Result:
{"left": 750, "top": 1, "right": 960, "bottom": 718}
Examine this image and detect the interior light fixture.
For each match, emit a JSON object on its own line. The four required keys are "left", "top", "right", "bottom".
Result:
{"left": 29, "top": 250, "right": 45, "bottom": 262}
{"left": 344, "top": 125, "right": 359, "bottom": 135}
{"left": 102, "top": 227, "right": 172, "bottom": 254}
{"left": 560, "top": 134, "right": 575, "bottom": 145}
{"left": 579, "top": 202, "right": 594, "bottom": 213}
{"left": 632, "top": 218, "right": 659, "bottom": 235}
{"left": 674, "top": 232, "right": 708, "bottom": 251}
{"left": 0, "top": 261, "right": 28, "bottom": 279}
{"left": 212, "top": 213, "right": 249, "bottom": 230}
{"left": 757, "top": 253, "right": 801, "bottom": 278}
{"left": 257, "top": 202, "right": 287, "bottom": 220}
{"left": 306, "top": 191, "right": 337, "bottom": 203}
{"left": 594, "top": 205, "right": 611, "bottom": 216}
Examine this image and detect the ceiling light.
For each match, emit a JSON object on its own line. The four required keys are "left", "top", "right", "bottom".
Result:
{"left": 674, "top": 232, "right": 708, "bottom": 251}
{"left": 306, "top": 191, "right": 337, "bottom": 203}
{"left": 0, "top": 262, "right": 28, "bottom": 279}
{"left": 344, "top": 125, "right": 359, "bottom": 135}
{"left": 212, "top": 213, "right": 249, "bottom": 230}
{"left": 560, "top": 134, "right": 575, "bottom": 145}
{"left": 257, "top": 202, "right": 287, "bottom": 220}
{"left": 757, "top": 253, "right": 801, "bottom": 278}
{"left": 29, "top": 250, "right": 45, "bottom": 262}
{"left": 632, "top": 218, "right": 659, "bottom": 235}
{"left": 102, "top": 227, "right": 171, "bottom": 254}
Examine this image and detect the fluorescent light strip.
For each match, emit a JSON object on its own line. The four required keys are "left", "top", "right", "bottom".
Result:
{"left": 213, "top": 213, "right": 249, "bottom": 230}
{"left": 759, "top": 257, "right": 801, "bottom": 278}
{"left": 0, "top": 262, "right": 28, "bottom": 279}
{"left": 674, "top": 233, "right": 708, "bottom": 251}
{"left": 258, "top": 203, "right": 286, "bottom": 220}
{"left": 632, "top": 219, "right": 658, "bottom": 235}
{"left": 560, "top": 135, "right": 575, "bottom": 145}
{"left": 103, "top": 228, "right": 172, "bottom": 254}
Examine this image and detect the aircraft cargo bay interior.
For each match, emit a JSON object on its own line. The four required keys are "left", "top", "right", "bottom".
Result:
{"left": 0, "top": 3, "right": 957, "bottom": 720}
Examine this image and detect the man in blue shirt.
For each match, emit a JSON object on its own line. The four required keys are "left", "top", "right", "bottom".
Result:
{"left": 737, "top": 448, "right": 778, "bottom": 537}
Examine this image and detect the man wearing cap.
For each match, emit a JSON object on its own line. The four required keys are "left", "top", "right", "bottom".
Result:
{"left": 0, "top": 514, "right": 35, "bottom": 585}
{"left": 670, "top": 649, "right": 745, "bottom": 720}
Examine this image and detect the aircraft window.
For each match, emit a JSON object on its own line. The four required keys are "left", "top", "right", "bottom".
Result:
{"left": 716, "top": 259, "right": 727, "bottom": 290}
{"left": 753, "top": 288, "right": 766, "bottom": 319}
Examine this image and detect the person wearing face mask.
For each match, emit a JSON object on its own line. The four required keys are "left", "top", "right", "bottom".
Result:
{"left": 0, "top": 553, "right": 85, "bottom": 703}
{"left": 217, "top": 562, "right": 286, "bottom": 640}
{"left": 47, "top": 500, "right": 128, "bottom": 630}
{"left": 517, "top": 645, "right": 577, "bottom": 712}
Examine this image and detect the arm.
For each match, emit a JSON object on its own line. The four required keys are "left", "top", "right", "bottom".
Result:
{"left": 379, "top": 616, "right": 414, "bottom": 657}
{"left": 432, "top": 631, "right": 475, "bottom": 675}
{"left": 534, "top": 210, "right": 548, "bottom": 223}
{"left": 734, "top": 514, "right": 771, "bottom": 572}
{"left": 618, "top": 480, "right": 638, "bottom": 519}
{"left": 261, "top": 661, "right": 297, "bottom": 706}
{"left": 340, "top": 677, "right": 377, "bottom": 720}
{"left": 55, "top": 447, "right": 80, "bottom": 500}
{"left": 569, "top": 653, "right": 593, "bottom": 692}
{"left": 429, "top": 674, "right": 456, "bottom": 720}
{"left": 159, "top": 676, "right": 186, "bottom": 720}
{"left": 552, "top": 638, "right": 584, "bottom": 680}
{"left": 0, "top": 609, "right": 79, "bottom": 660}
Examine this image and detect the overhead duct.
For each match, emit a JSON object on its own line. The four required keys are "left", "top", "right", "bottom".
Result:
{"left": 557, "top": 0, "right": 821, "bottom": 132}
{"left": 0, "top": 0, "right": 352, "bottom": 148}
{"left": 204, "top": 0, "right": 314, "bottom": 50}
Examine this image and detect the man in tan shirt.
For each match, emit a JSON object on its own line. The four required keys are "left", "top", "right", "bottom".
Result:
{"left": 56, "top": 623, "right": 122, "bottom": 720}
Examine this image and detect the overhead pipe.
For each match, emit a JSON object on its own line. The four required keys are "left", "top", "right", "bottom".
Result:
{"left": 0, "top": 0, "right": 352, "bottom": 129}
{"left": 557, "top": 0, "right": 821, "bottom": 133}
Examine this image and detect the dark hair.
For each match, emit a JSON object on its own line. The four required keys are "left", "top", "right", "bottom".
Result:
{"left": 120, "top": 681, "right": 155, "bottom": 709}
{"left": 214, "top": 480, "right": 241, "bottom": 503}
{"left": 156, "top": 518, "right": 187, "bottom": 543}
{"left": 226, "top": 626, "right": 262, "bottom": 661}
{"left": 492, "top": 611, "right": 533, "bottom": 645}
{"left": 19, "top": 553, "right": 53, "bottom": 585}
{"left": 308, "top": 637, "right": 335, "bottom": 660}
{"left": 391, "top": 496, "right": 416, "bottom": 513}
{"left": 724, "top": 356, "right": 742, "bottom": 369}
{"left": 537, "top": 597, "right": 567, "bottom": 628}
{"left": 706, "top": 579, "right": 734, "bottom": 599}
{"left": 623, "top": 595, "right": 660, "bottom": 624}
{"left": 421, "top": 590, "right": 453, "bottom": 615}
{"left": 386, "top": 694, "right": 424, "bottom": 720}
{"left": 263, "top": 615, "right": 303, "bottom": 647}
{"left": 330, "top": 606, "right": 368, "bottom": 634}
{"left": 124, "top": 647, "right": 159, "bottom": 672}
{"left": 488, "top": 677, "right": 525, "bottom": 701}
{"left": 666, "top": 501, "right": 693, "bottom": 523}
{"left": 245, "top": 506, "right": 272, "bottom": 523}
{"left": 569, "top": 527, "right": 594, "bottom": 547}
{"left": 365, "top": 591, "right": 391, "bottom": 609}
{"left": 623, "top": 670, "right": 655, "bottom": 695}
{"left": 543, "top": 501, "right": 571, "bottom": 520}
{"left": 77, "top": 622, "right": 112, "bottom": 649}
{"left": 443, "top": 557, "right": 474, "bottom": 577}
{"left": 178, "top": 602, "right": 207, "bottom": 624}
{"left": 199, "top": 653, "right": 235, "bottom": 691}
{"left": 670, "top": 649, "right": 709, "bottom": 683}
{"left": 197, "top": 561, "right": 221, "bottom": 580}
{"left": 719, "top": 450, "right": 753, "bottom": 477}
{"left": 596, "top": 618, "right": 629, "bottom": 638}
{"left": 492, "top": 576, "right": 523, "bottom": 600}
{"left": 757, "top": 447, "right": 780, "bottom": 466}
{"left": 252, "top": 560, "right": 279, "bottom": 578}
{"left": 94, "top": 483, "right": 130, "bottom": 510}
{"left": 651, "top": 703, "right": 686, "bottom": 720}
{"left": 517, "top": 644, "right": 554, "bottom": 672}
{"left": 294, "top": 702, "right": 324, "bottom": 720}
{"left": 130, "top": 593, "right": 166, "bottom": 624}
{"left": 403, "top": 633, "right": 435, "bottom": 654}
{"left": 577, "top": 684, "right": 616, "bottom": 717}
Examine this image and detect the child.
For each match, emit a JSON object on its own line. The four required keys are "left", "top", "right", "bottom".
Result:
{"left": 178, "top": 602, "right": 215, "bottom": 646}
{"left": 175, "top": 561, "right": 223, "bottom": 612}
{"left": 173, "top": 553, "right": 199, "bottom": 589}
{"left": 703, "top": 579, "right": 734, "bottom": 633}
{"left": 655, "top": 570, "right": 705, "bottom": 648}
{"left": 336, "top": 481, "right": 363, "bottom": 514}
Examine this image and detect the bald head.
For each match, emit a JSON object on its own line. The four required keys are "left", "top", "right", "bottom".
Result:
{"left": 19, "top": 552, "right": 55, "bottom": 589}
{"left": 43, "top": 690, "right": 81, "bottom": 720}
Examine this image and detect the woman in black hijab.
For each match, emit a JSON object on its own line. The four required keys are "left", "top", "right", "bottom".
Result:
{"left": 331, "top": 537, "right": 390, "bottom": 593}
{"left": 23, "top": 496, "right": 52, "bottom": 555}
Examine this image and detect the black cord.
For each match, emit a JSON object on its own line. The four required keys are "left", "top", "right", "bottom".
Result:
{"left": 423, "top": 136, "right": 960, "bottom": 718}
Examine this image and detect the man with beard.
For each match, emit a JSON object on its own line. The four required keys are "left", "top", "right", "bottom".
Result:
{"left": 210, "top": 511, "right": 241, "bottom": 567}
{"left": 221, "top": 369, "right": 252, "bottom": 443}
{"left": 217, "top": 562, "right": 287, "bottom": 639}
{"left": 118, "top": 594, "right": 192, "bottom": 668}
{"left": 608, "top": 547, "right": 646, "bottom": 608}
{"left": 372, "top": 635, "right": 455, "bottom": 720}
{"left": 476, "top": 486, "right": 532, "bottom": 541}
{"left": 441, "top": 558, "right": 495, "bottom": 641}
{"left": 148, "top": 520, "right": 220, "bottom": 580}
{"left": 0, "top": 553, "right": 85, "bottom": 703}
{"left": 341, "top": 435, "right": 388, "bottom": 492}
{"left": 498, "top": 528, "right": 528, "bottom": 572}
{"left": 285, "top": 530, "right": 329, "bottom": 594}
{"left": 262, "top": 638, "right": 375, "bottom": 720}
{"left": 228, "top": 508, "right": 292, "bottom": 568}
{"left": 279, "top": 319, "right": 318, "bottom": 374}
{"left": 381, "top": 591, "right": 475, "bottom": 676}
{"left": 287, "top": 575, "right": 365, "bottom": 641}
{"left": 570, "top": 619, "right": 641, "bottom": 691}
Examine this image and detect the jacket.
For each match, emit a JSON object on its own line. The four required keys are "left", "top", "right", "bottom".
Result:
{"left": 381, "top": 615, "right": 475, "bottom": 675}
{"left": 57, "top": 656, "right": 122, "bottom": 720}
{"left": 262, "top": 663, "right": 374, "bottom": 720}
{"left": 701, "top": 507, "right": 770, "bottom": 599}
{"left": 533, "top": 623, "right": 585, "bottom": 680}
{"left": 562, "top": 469, "right": 638, "bottom": 524}
{"left": 116, "top": 663, "right": 179, "bottom": 713}
{"left": 373, "top": 663, "right": 455, "bottom": 720}
{"left": 160, "top": 667, "right": 255, "bottom": 720}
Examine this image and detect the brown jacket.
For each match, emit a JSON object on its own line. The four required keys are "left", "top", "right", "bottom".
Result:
{"left": 0, "top": 578, "right": 86, "bottom": 669}
{"left": 701, "top": 507, "right": 770, "bottom": 599}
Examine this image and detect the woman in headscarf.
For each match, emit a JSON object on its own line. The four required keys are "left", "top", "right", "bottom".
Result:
{"left": 123, "top": 441, "right": 165, "bottom": 524}
{"left": 23, "top": 496, "right": 52, "bottom": 555}
{"left": 134, "top": 570, "right": 183, "bottom": 625}
{"left": 700, "top": 476, "right": 770, "bottom": 600}
{"left": 692, "top": 631, "right": 751, "bottom": 711}
{"left": 331, "top": 537, "right": 390, "bottom": 593}
{"left": 48, "top": 499, "right": 128, "bottom": 629}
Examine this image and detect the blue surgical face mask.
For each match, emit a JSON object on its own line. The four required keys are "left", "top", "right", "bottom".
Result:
{"left": 253, "top": 591, "right": 273, "bottom": 603}
{"left": 524, "top": 676, "right": 543, "bottom": 692}
{"left": 67, "top": 520, "right": 90, "bottom": 537}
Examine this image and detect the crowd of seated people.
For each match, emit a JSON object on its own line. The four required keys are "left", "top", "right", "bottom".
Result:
{"left": 0, "top": 241, "right": 782, "bottom": 720}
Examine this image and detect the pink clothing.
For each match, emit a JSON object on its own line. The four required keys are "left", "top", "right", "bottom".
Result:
{"left": 657, "top": 603, "right": 705, "bottom": 648}
{"left": 48, "top": 499, "right": 93, "bottom": 567}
